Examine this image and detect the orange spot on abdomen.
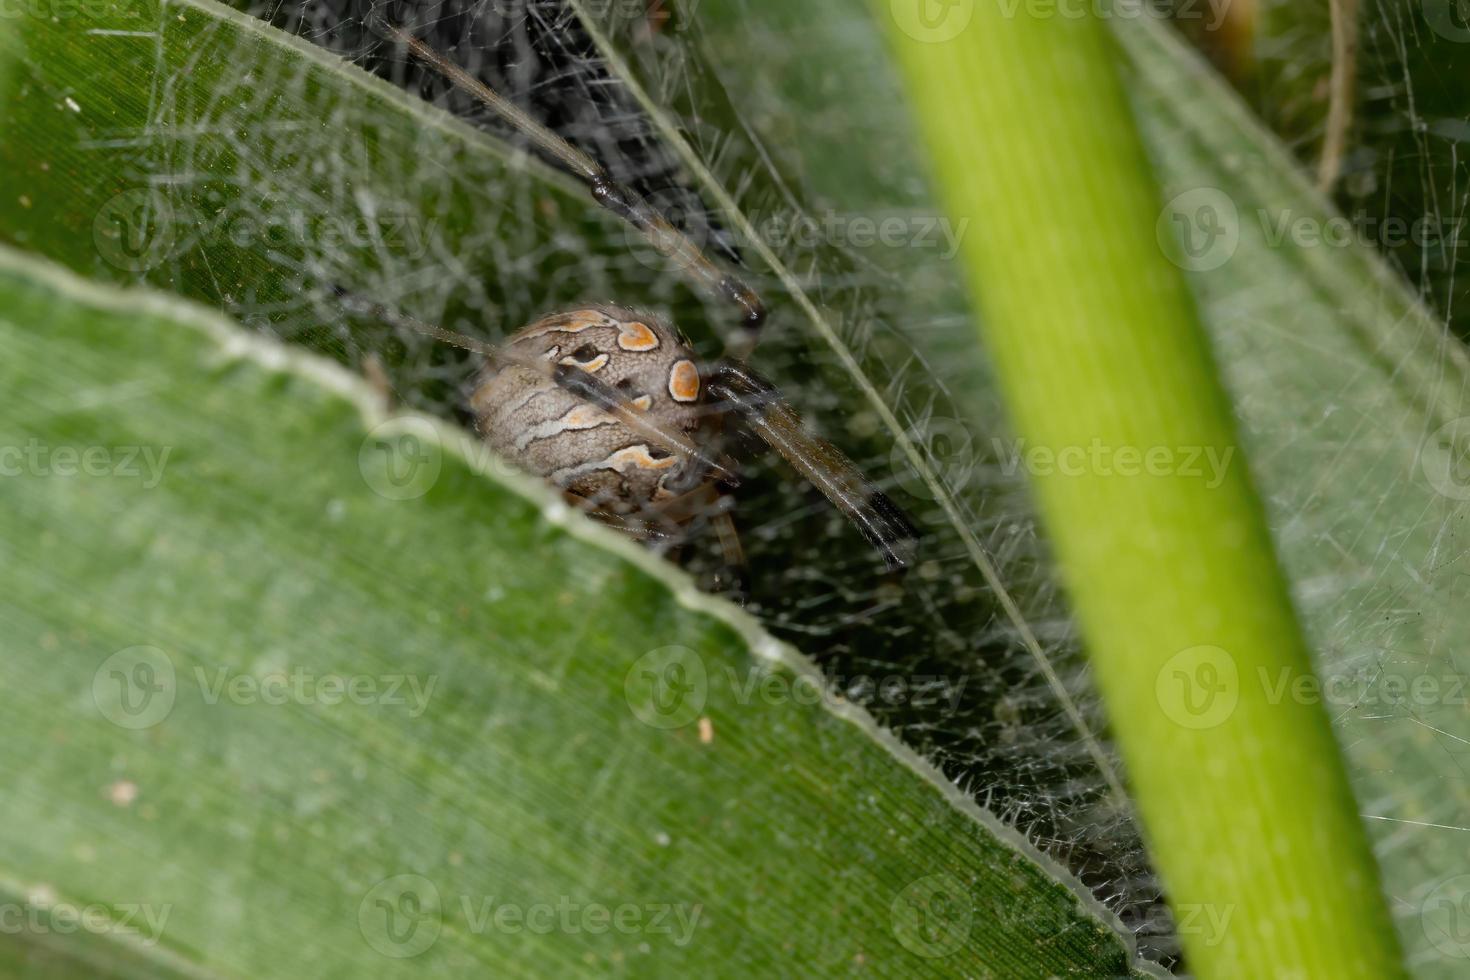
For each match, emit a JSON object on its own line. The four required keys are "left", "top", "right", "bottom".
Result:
{"left": 668, "top": 360, "right": 700, "bottom": 403}
{"left": 617, "top": 320, "right": 660, "bottom": 351}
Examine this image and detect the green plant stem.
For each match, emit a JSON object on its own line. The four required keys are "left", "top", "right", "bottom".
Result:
{"left": 881, "top": 3, "right": 1405, "bottom": 976}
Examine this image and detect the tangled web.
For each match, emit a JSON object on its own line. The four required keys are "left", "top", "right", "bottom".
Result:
{"left": 108, "top": 0, "right": 1185, "bottom": 966}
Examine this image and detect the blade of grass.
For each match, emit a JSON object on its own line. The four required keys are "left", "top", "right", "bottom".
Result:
{"left": 881, "top": 2, "right": 1405, "bottom": 976}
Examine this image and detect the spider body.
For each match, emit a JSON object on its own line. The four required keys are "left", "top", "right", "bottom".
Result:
{"left": 376, "top": 25, "right": 920, "bottom": 571}
{"left": 471, "top": 305, "right": 714, "bottom": 517}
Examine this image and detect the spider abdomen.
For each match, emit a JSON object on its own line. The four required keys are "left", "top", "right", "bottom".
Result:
{"left": 471, "top": 306, "right": 710, "bottom": 513}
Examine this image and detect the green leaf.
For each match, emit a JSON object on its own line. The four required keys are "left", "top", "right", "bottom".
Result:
{"left": 0, "top": 244, "right": 1150, "bottom": 975}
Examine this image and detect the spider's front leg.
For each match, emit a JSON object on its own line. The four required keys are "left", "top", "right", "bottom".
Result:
{"left": 704, "top": 363, "right": 920, "bottom": 570}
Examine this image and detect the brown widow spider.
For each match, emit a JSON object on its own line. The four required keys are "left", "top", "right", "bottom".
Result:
{"left": 359, "top": 25, "right": 919, "bottom": 576}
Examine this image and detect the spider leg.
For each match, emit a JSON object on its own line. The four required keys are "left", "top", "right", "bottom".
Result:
{"left": 705, "top": 362, "right": 919, "bottom": 570}
{"left": 706, "top": 507, "right": 749, "bottom": 601}
{"left": 651, "top": 483, "right": 748, "bottom": 600}
{"left": 380, "top": 24, "right": 766, "bottom": 358}
{"left": 575, "top": 494, "right": 682, "bottom": 544}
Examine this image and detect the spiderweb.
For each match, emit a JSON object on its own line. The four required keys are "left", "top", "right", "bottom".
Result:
{"left": 237, "top": 0, "right": 1181, "bottom": 963}
{"left": 55, "top": 0, "right": 1180, "bottom": 965}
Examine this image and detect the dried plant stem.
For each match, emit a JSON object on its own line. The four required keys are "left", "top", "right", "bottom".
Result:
{"left": 1318, "top": 0, "right": 1360, "bottom": 190}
